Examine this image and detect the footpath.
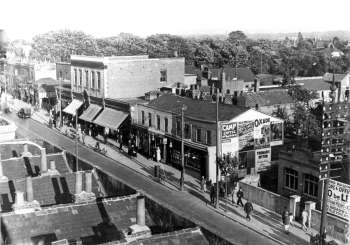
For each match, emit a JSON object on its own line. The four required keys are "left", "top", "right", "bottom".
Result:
{"left": 6, "top": 97, "right": 346, "bottom": 245}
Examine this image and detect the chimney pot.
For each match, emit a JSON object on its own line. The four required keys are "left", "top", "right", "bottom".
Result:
{"left": 23, "top": 144, "right": 28, "bottom": 153}
{"left": 136, "top": 195, "right": 145, "bottom": 226}
{"left": 26, "top": 176, "right": 34, "bottom": 202}
{"left": 75, "top": 171, "right": 83, "bottom": 194}
{"left": 15, "top": 191, "right": 25, "bottom": 205}
{"left": 40, "top": 148, "right": 47, "bottom": 173}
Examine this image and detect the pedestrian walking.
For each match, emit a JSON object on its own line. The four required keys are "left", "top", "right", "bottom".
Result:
{"left": 82, "top": 129, "right": 85, "bottom": 144}
{"left": 236, "top": 187, "right": 244, "bottom": 207}
{"left": 156, "top": 146, "right": 161, "bottom": 163}
{"left": 200, "top": 176, "right": 206, "bottom": 192}
{"left": 119, "top": 133, "right": 123, "bottom": 151}
{"left": 210, "top": 184, "right": 215, "bottom": 205}
{"left": 282, "top": 207, "right": 291, "bottom": 234}
{"left": 302, "top": 209, "right": 308, "bottom": 231}
{"left": 244, "top": 201, "right": 254, "bottom": 221}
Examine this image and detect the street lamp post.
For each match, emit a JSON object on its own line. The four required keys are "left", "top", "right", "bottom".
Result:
{"left": 59, "top": 77, "right": 62, "bottom": 127}
{"left": 180, "top": 104, "right": 187, "bottom": 191}
{"left": 75, "top": 108, "right": 79, "bottom": 171}
{"left": 216, "top": 87, "right": 220, "bottom": 209}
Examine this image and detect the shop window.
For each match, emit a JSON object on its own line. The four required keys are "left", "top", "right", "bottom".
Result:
{"left": 97, "top": 72, "right": 101, "bottom": 91}
{"left": 196, "top": 128, "right": 201, "bottom": 142}
{"left": 164, "top": 118, "right": 168, "bottom": 132}
{"left": 206, "top": 130, "right": 211, "bottom": 145}
{"left": 85, "top": 70, "right": 89, "bottom": 88}
{"left": 148, "top": 113, "right": 152, "bottom": 127}
{"left": 304, "top": 174, "right": 318, "bottom": 197}
{"left": 285, "top": 168, "right": 298, "bottom": 190}
{"left": 157, "top": 115, "right": 160, "bottom": 130}
{"left": 141, "top": 111, "right": 145, "bottom": 125}
{"left": 160, "top": 69, "right": 167, "bottom": 82}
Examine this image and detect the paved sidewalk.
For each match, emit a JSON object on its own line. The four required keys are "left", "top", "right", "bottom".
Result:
{"left": 6, "top": 96, "right": 346, "bottom": 245}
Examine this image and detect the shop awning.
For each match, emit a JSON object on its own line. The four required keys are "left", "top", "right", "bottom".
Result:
{"left": 79, "top": 104, "right": 102, "bottom": 123}
{"left": 93, "top": 108, "right": 129, "bottom": 130}
{"left": 63, "top": 99, "right": 83, "bottom": 116}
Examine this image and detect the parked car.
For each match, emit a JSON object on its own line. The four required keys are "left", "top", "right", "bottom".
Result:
{"left": 17, "top": 107, "right": 31, "bottom": 119}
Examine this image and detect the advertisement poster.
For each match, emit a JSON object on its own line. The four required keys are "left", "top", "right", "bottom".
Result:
{"left": 254, "top": 118, "right": 271, "bottom": 149}
{"left": 327, "top": 179, "right": 350, "bottom": 221}
{"left": 221, "top": 122, "right": 237, "bottom": 142}
{"left": 238, "top": 121, "right": 254, "bottom": 151}
{"left": 255, "top": 148, "right": 271, "bottom": 172}
{"left": 271, "top": 122, "right": 283, "bottom": 146}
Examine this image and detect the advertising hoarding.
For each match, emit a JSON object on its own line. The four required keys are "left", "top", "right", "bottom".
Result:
{"left": 271, "top": 121, "right": 283, "bottom": 146}
{"left": 327, "top": 179, "right": 350, "bottom": 221}
{"left": 255, "top": 148, "right": 271, "bottom": 172}
{"left": 253, "top": 118, "right": 271, "bottom": 149}
{"left": 221, "top": 122, "right": 237, "bottom": 142}
{"left": 238, "top": 121, "right": 254, "bottom": 151}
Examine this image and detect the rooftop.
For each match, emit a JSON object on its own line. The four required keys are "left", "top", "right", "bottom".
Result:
{"left": 238, "top": 90, "right": 294, "bottom": 107}
{"left": 123, "top": 227, "right": 209, "bottom": 245}
{"left": 146, "top": 94, "right": 247, "bottom": 123}
{"left": 2, "top": 152, "right": 70, "bottom": 180}
{"left": 323, "top": 72, "right": 347, "bottom": 82}
{"left": 295, "top": 77, "right": 331, "bottom": 91}
{"left": 210, "top": 66, "right": 256, "bottom": 83}
{"left": 1, "top": 195, "right": 153, "bottom": 245}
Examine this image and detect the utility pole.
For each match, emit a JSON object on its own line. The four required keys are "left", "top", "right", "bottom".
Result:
{"left": 215, "top": 87, "right": 220, "bottom": 209}
{"left": 59, "top": 76, "right": 62, "bottom": 127}
{"left": 180, "top": 104, "right": 187, "bottom": 191}
{"left": 75, "top": 108, "right": 79, "bottom": 171}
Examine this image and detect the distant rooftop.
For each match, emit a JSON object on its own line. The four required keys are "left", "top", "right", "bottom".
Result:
{"left": 238, "top": 90, "right": 294, "bottom": 107}
{"left": 146, "top": 94, "right": 247, "bottom": 123}
{"left": 210, "top": 66, "right": 256, "bottom": 83}
{"left": 295, "top": 77, "right": 331, "bottom": 91}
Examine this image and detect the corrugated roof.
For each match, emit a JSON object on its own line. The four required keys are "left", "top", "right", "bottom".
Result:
{"left": 79, "top": 104, "right": 102, "bottom": 123}
{"left": 147, "top": 94, "right": 247, "bottom": 122}
{"left": 93, "top": 108, "right": 129, "bottom": 130}
{"left": 0, "top": 144, "right": 41, "bottom": 160}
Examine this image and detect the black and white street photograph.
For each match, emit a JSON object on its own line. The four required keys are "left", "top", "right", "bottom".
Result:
{"left": 0, "top": 0, "right": 349, "bottom": 244}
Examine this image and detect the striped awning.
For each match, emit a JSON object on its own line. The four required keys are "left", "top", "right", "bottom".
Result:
{"left": 79, "top": 104, "right": 102, "bottom": 123}
{"left": 63, "top": 99, "right": 83, "bottom": 116}
{"left": 93, "top": 108, "right": 129, "bottom": 130}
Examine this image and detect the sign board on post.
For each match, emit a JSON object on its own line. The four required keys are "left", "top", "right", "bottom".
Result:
{"left": 327, "top": 179, "right": 350, "bottom": 221}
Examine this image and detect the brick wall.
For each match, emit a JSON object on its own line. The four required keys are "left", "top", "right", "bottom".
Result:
{"left": 105, "top": 58, "right": 184, "bottom": 99}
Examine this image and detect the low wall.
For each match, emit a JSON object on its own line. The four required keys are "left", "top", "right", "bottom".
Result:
{"left": 239, "top": 181, "right": 289, "bottom": 214}
{"left": 310, "top": 209, "right": 350, "bottom": 244}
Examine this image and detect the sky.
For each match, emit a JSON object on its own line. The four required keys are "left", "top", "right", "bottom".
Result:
{"left": 1, "top": 0, "right": 350, "bottom": 41}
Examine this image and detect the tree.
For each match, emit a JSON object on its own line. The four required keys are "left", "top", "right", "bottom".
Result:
{"left": 228, "top": 31, "right": 247, "bottom": 44}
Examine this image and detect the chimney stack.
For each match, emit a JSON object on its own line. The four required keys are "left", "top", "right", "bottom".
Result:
{"left": 23, "top": 144, "right": 28, "bottom": 154}
{"left": 40, "top": 148, "right": 47, "bottom": 173}
{"left": 85, "top": 172, "right": 92, "bottom": 193}
{"left": 75, "top": 171, "right": 83, "bottom": 194}
{"left": 26, "top": 176, "right": 34, "bottom": 202}
{"left": 136, "top": 195, "right": 145, "bottom": 226}
{"left": 50, "top": 160, "right": 56, "bottom": 171}
{"left": 0, "top": 153, "right": 8, "bottom": 182}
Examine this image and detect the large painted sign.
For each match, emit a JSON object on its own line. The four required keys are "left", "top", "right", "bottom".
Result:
{"left": 327, "top": 179, "right": 350, "bottom": 221}
{"left": 221, "top": 122, "right": 237, "bottom": 142}
{"left": 271, "top": 121, "right": 283, "bottom": 146}
{"left": 254, "top": 118, "right": 271, "bottom": 149}
{"left": 255, "top": 148, "right": 271, "bottom": 172}
{"left": 238, "top": 121, "right": 254, "bottom": 151}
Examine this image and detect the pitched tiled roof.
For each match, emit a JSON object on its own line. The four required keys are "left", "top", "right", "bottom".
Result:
{"left": 295, "top": 78, "right": 331, "bottom": 91}
{"left": 125, "top": 227, "right": 209, "bottom": 245}
{"left": 2, "top": 153, "right": 70, "bottom": 180}
{"left": 256, "top": 74, "right": 282, "bottom": 86}
{"left": 185, "top": 65, "right": 201, "bottom": 75}
{"left": 0, "top": 171, "right": 101, "bottom": 212}
{"left": 211, "top": 66, "right": 255, "bottom": 83}
{"left": 238, "top": 91, "right": 294, "bottom": 108}
{"left": 2, "top": 195, "right": 154, "bottom": 245}
{"left": 146, "top": 94, "right": 247, "bottom": 122}
{"left": 323, "top": 72, "right": 347, "bottom": 82}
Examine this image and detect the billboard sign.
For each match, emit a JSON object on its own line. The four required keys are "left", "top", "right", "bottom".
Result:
{"left": 221, "top": 122, "right": 237, "bottom": 142}
{"left": 255, "top": 148, "right": 271, "bottom": 172}
{"left": 238, "top": 121, "right": 254, "bottom": 151}
{"left": 254, "top": 118, "right": 271, "bottom": 149}
{"left": 327, "top": 179, "right": 350, "bottom": 221}
{"left": 271, "top": 121, "right": 283, "bottom": 146}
